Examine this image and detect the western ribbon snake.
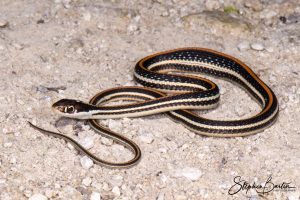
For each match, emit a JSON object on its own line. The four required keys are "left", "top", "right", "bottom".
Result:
{"left": 29, "top": 48, "right": 279, "bottom": 168}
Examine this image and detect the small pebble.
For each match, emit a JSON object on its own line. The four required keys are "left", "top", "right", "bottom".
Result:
{"left": 181, "top": 143, "right": 189, "bottom": 150}
{"left": 173, "top": 194, "right": 188, "bottom": 200}
{"left": 67, "top": 142, "right": 75, "bottom": 150}
{"left": 9, "top": 157, "right": 16, "bottom": 164}
{"left": 127, "top": 23, "right": 139, "bottom": 33}
{"left": 90, "top": 191, "right": 101, "bottom": 200}
{"left": 17, "top": 99, "right": 25, "bottom": 105}
{"left": 205, "top": 0, "right": 220, "bottom": 10}
{"left": 28, "top": 194, "right": 47, "bottom": 200}
{"left": 234, "top": 105, "right": 247, "bottom": 117}
{"left": 83, "top": 12, "right": 91, "bottom": 21}
{"left": 80, "top": 156, "right": 94, "bottom": 169}
{"left": 97, "top": 22, "right": 106, "bottom": 30}
{"left": 91, "top": 181, "right": 102, "bottom": 190}
{"left": 265, "top": 46, "right": 274, "bottom": 53}
{"left": 45, "top": 189, "right": 54, "bottom": 198}
{"left": 0, "top": 20, "right": 8, "bottom": 28}
{"left": 261, "top": 10, "right": 277, "bottom": 19}
{"left": 247, "top": 189, "right": 258, "bottom": 200}
{"left": 112, "top": 186, "right": 121, "bottom": 197}
{"left": 173, "top": 167, "right": 202, "bottom": 181}
{"left": 36, "top": 85, "right": 49, "bottom": 93}
{"left": 24, "top": 190, "right": 32, "bottom": 198}
{"left": 159, "top": 147, "right": 168, "bottom": 153}
{"left": 244, "top": 0, "right": 263, "bottom": 11}
{"left": 157, "top": 192, "right": 165, "bottom": 200}
{"left": 108, "top": 120, "right": 122, "bottom": 130}
{"left": 0, "top": 178, "right": 6, "bottom": 184}
{"left": 287, "top": 191, "right": 300, "bottom": 200}
{"left": 54, "top": 183, "right": 61, "bottom": 189}
{"left": 109, "top": 175, "right": 123, "bottom": 186}
{"left": 3, "top": 142, "right": 12, "bottom": 148}
{"left": 82, "top": 177, "right": 92, "bottom": 186}
{"left": 160, "top": 174, "right": 168, "bottom": 183}
{"left": 101, "top": 137, "right": 113, "bottom": 146}
{"left": 237, "top": 41, "right": 250, "bottom": 51}
{"left": 138, "top": 134, "right": 154, "bottom": 144}
{"left": 251, "top": 43, "right": 264, "bottom": 51}
{"left": 80, "top": 137, "right": 94, "bottom": 150}
{"left": 102, "top": 182, "right": 110, "bottom": 191}
{"left": 12, "top": 43, "right": 24, "bottom": 50}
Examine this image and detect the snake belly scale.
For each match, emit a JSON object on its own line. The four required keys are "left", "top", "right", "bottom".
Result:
{"left": 29, "top": 48, "right": 279, "bottom": 168}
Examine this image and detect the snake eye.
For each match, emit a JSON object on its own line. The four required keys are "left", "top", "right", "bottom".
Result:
{"left": 65, "top": 106, "right": 75, "bottom": 113}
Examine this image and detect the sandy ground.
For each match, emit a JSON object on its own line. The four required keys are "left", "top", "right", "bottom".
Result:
{"left": 0, "top": 0, "right": 300, "bottom": 199}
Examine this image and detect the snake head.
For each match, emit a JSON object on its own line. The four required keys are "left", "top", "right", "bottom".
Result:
{"left": 52, "top": 99, "right": 95, "bottom": 119}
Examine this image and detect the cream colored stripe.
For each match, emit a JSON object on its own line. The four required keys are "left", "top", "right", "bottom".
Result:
{"left": 134, "top": 72, "right": 207, "bottom": 90}
{"left": 89, "top": 103, "right": 218, "bottom": 119}
{"left": 146, "top": 59, "right": 265, "bottom": 106}
{"left": 169, "top": 103, "right": 278, "bottom": 130}
{"left": 94, "top": 94, "right": 219, "bottom": 113}
{"left": 95, "top": 92, "right": 157, "bottom": 104}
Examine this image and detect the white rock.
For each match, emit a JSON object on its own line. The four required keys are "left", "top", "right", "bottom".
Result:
{"left": 90, "top": 191, "right": 101, "bottom": 200}
{"left": 247, "top": 189, "right": 258, "bottom": 200}
{"left": 0, "top": 192, "right": 11, "bottom": 200}
{"left": 265, "top": 46, "right": 274, "bottom": 53}
{"left": 101, "top": 137, "right": 113, "bottom": 146}
{"left": 127, "top": 23, "right": 138, "bottom": 33}
{"left": 45, "top": 189, "right": 54, "bottom": 198}
{"left": 173, "top": 167, "right": 202, "bottom": 181}
{"left": 112, "top": 186, "right": 120, "bottom": 197}
{"left": 2, "top": 127, "right": 12, "bottom": 134}
{"left": 251, "top": 43, "right": 264, "bottom": 51}
{"left": 0, "top": 178, "right": 6, "bottom": 184}
{"left": 54, "top": 183, "right": 61, "bottom": 189}
{"left": 80, "top": 137, "right": 94, "bottom": 149}
{"left": 82, "top": 177, "right": 92, "bottom": 186}
{"left": 237, "top": 41, "right": 250, "bottom": 51}
{"left": 67, "top": 142, "right": 75, "bottom": 150}
{"left": 109, "top": 175, "right": 123, "bottom": 186}
{"left": 97, "top": 22, "right": 106, "bottom": 30}
{"left": 159, "top": 147, "right": 168, "bottom": 153}
{"left": 24, "top": 190, "right": 32, "bottom": 198}
{"left": 83, "top": 12, "right": 91, "bottom": 21}
{"left": 10, "top": 157, "right": 16, "bottom": 164}
{"left": 287, "top": 191, "right": 299, "bottom": 200}
{"left": 244, "top": 0, "right": 263, "bottom": 11}
{"left": 91, "top": 181, "right": 102, "bottom": 190}
{"left": 234, "top": 105, "right": 247, "bottom": 117}
{"left": 29, "top": 194, "right": 48, "bottom": 200}
{"left": 174, "top": 194, "right": 187, "bottom": 200}
{"left": 157, "top": 192, "right": 165, "bottom": 200}
{"left": 0, "top": 20, "right": 8, "bottom": 28}
{"left": 138, "top": 134, "right": 154, "bottom": 144}
{"left": 205, "top": 0, "right": 220, "bottom": 10}
{"left": 262, "top": 10, "right": 277, "bottom": 19}
{"left": 102, "top": 182, "right": 110, "bottom": 191}
{"left": 160, "top": 174, "right": 168, "bottom": 183}
{"left": 80, "top": 156, "right": 94, "bottom": 169}
{"left": 61, "top": 186, "right": 82, "bottom": 199}
{"left": 108, "top": 119, "right": 122, "bottom": 130}
{"left": 12, "top": 43, "right": 24, "bottom": 50}
{"left": 3, "top": 142, "right": 12, "bottom": 148}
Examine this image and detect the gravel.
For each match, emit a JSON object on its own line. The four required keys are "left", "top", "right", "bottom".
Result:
{"left": 0, "top": 0, "right": 299, "bottom": 199}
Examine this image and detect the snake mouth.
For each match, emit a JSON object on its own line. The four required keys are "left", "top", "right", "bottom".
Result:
{"left": 52, "top": 105, "right": 64, "bottom": 113}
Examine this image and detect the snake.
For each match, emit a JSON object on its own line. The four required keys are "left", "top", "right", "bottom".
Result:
{"left": 29, "top": 48, "right": 279, "bottom": 168}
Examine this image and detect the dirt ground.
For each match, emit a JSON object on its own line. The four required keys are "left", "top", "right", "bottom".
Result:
{"left": 0, "top": 0, "right": 299, "bottom": 199}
